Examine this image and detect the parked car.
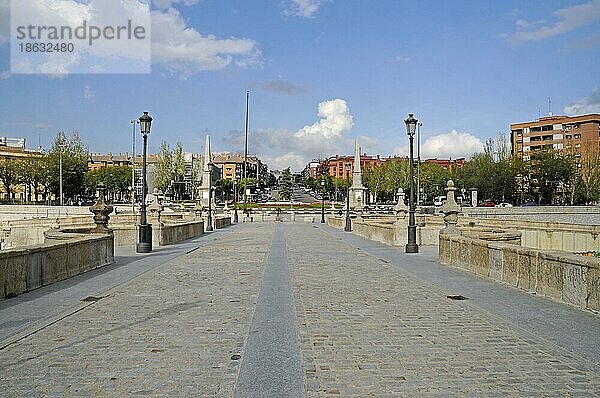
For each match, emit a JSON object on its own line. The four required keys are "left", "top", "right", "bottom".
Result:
{"left": 480, "top": 201, "right": 496, "bottom": 207}
{"left": 496, "top": 202, "right": 513, "bottom": 208}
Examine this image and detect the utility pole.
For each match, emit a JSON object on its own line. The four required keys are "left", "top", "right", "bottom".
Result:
{"left": 244, "top": 90, "right": 249, "bottom": 203}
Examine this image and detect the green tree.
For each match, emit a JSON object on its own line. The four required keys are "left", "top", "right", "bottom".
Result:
{"left": 214, "top": 178, "right": 233, "bottom": 202}
{"left": 84, "top": 166, "right": 132, "bottom": 201}
{"left": 47, "top": 131, "right": 88, "bottom": 203}
{"left": 529, "top": 150, "right": 575, "bottom": 205}
{"left": 172, "top": 142, "right": 187, "bottom": 199}
{"left": 154, "top": 141, "right": 173, "bottom": 193}
{"left": 363, "top": 164, "right": 386, "bottom": 203}
{"left": 278, "top": 168, "right": 293, "bottom": 201}
{"left": 0, "top": 157, "right": 23, "bottom": 201}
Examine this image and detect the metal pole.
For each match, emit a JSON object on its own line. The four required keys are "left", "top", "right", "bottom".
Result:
{"left": 344, "top": 170, "right": 351, "bottom": 232}
{"left": 136, "top": 132, "right": 152, "bottom": 253}
{"left": 131, "top": 120, "right": 136, "bottom": 215}
{"left": 417, "top": 122, "right": 421, "bottom": 206}
{"left": 406, "top": 131, "right": 419, "bottom": 253}
{"left": 59, "top": 149, "right": 63, "bottom": 206}
{"left": 321, "top": 183, "right": 325, "bottom": 223}
{"left": 244, "top": 90, "right": 249, "bottom": 203}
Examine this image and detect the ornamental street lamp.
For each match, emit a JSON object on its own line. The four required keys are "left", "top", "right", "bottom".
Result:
{"left": 320, "top": 179, "right": 325, "bottom": 223}
{"left": 344, "top": 162, "right": 352, "bottom": 232}
{"left": 233, "top": 179, "right": 239, "bottom": 223}
{"left": 405, "top": 113, "right": 419, "bottom": 253}
{"left": 136, "top": 111, "right": 152, "bottom": 253}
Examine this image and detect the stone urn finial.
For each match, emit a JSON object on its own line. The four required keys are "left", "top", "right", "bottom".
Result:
{"left": 147, "top": 195, "right": 163, "bottom": 225}
{"left": 394, "top": 188, "right": 409, "bottom": 214}
{"left": 193, "top": 201, "right": 203, "bottom": 219}
{"left": 440, "top": 180, "right": 461, "bottom": 234}
{"left": 89, "top": 183, "right": 113, "bottom": 233}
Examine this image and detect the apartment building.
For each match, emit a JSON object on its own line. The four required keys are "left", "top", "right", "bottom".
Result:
{"left": 510, "top": 114, "right": 600, "bottom": 172}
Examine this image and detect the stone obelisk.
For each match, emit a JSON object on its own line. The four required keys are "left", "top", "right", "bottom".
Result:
{"left": 349, "top": 137, "right": 366, "bottom": 209}
{"left": 198, "top": 135, "right": 215, "bottom": 208}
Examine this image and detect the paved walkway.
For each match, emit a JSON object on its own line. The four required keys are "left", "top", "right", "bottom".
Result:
{"left": 1, "top": 223, "right": 599, "bottom": 397}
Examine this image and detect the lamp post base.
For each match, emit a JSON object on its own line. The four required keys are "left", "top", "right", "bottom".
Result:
{"left": 405, "top": 243, "right": 419, "bottom": 253}
{"left": 136, "top": 224, "right": 152, "bottom": 253}
{"left": 344, "top": 217, "right": 352, "bottom": 232}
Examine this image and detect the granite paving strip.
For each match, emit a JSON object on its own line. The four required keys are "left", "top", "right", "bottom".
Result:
{"left": 285, "top": 223, "right": 600, "bottom": 397}
{"left": 235, "top": 223, "right": 304, "bottom": 397}
{"left": 0, "top": 223, "right": 275, "bottom": 397}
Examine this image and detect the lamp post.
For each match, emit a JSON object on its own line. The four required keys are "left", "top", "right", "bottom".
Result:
{"left": 233, "top": 179, "right": 239, "bottom": 223}
{"left": 58, "top": 133, "right": 66, "bottom": 206}
{"left": 136, "top": 111, "right": 152, "bottom": 253}
{"left": 206, "top": 162, "right": 214, "bottom": 231}
{"left": 405, "top": 113, "right": 419, "bottom": 253}
{"left": 320, "top": 179, "right": 325, "bottom": 223}
{"left": 344, "top": 162, "right": 351, "bottom": 232}
{"left": 130, "top": 119, "right": 139, "bottom": 215}
{"left": 416, "top": 122, "right": 422, "bottom": 207}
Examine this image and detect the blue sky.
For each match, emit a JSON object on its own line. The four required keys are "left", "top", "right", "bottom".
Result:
{"left": 0, "top": 0, "right": 599, "bottom": 170}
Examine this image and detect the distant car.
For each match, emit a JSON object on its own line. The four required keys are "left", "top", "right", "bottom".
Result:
{"left": 480, "top": 201, "right": 496, "bottom": 207}
{"left": 496, "top": 202, "right": 513, "bottom": 208}
{"left": 521, "top": 201, "right": 537, "bottom": 206}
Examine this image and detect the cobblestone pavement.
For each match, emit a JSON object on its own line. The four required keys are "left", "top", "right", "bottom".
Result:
{"left": 1, "top": 222, "right": 600, "bottom": 397}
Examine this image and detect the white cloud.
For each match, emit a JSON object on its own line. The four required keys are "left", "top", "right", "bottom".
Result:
{"left": 502, "top": 0, "right": 600, "bottom": 43}
{"left": 221, "top": 99, "right": 359, "bottom": 171}
{"left": 395, "top": 130, "right": 484, "bottom": 159}
{"left": 564, "top": 88, "right": 600, "bottom": 115}
{"left": 282, "top": 0, "right": 324, "bottom": 18}
{"left": 151, "top": 7, "right": 261, "bottom": 77}
{"left": 152, "top": 0, "right": 198, "bottom": 10}
{"left": 294, "top": 99, "right": 353, "bottom": 139}
{"left": 0, "top": 70, "right": 10, "bottom": 80}
{"left": 10, "top": 0, "right": 260, "bottom": 77}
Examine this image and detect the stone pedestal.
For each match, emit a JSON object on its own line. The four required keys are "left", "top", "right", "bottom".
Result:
{"left": 441, "top": 180, "right": 461, "bottom": 235}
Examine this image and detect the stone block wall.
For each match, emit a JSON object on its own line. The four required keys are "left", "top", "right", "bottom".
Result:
{"left": 0, "top": 232, "right": 113, "bottom": 300}
{"left": 439, "top": 233, "right": 600, "bottom": 311}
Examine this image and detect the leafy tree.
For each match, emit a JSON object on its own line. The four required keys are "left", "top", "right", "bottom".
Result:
{"left": 154, "top": 141, "right": 173, "bottom": 193}
{"left": 19, "top": 155, "right": 48, "bottom": 202}
{"left": 84, "top": 166, "right": 132, "bottom": 201}
{"left": 214, "top": 178, "right": 233, "bottom": 202}
{"left": 529, "top": 150, "right": 575, "bottom": 205}
{"left": 278, "top": 168, "right": 293, "bottom": 201}
{"left": 363, "top": 164, "right": 386, "bottom": 203}
{"left": 0, "top": 157, "right": 22, "bottom": 201}
{"left": 172, "top": 142, "right": 187, "bottom": 199}
{"left": 47, "top": 131, "right": 88, "bottom": 203}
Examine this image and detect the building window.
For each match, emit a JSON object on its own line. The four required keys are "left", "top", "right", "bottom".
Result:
{"left": 565, "top": 145, "right": 572, "bottom": 149}
{"left": 566, "top": 134, "right": 572, "bottom": 139}
{"left": 542, "top": 125, "right": 553, "bottom": 131}
{"left": 531, "top": 126, "right": 542, "bottom": 132}
{"left": 575, "top": 143, "right": 581, "bottom": 148}
{"left": 574, "top": 134, "right": 581, "bottom": 139}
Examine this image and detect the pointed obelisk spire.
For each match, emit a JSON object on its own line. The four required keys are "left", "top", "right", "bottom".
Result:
{"left": 352, "top": 137, "right": 362, "bottom": 186}
{"left": 203, "top": 134, "right": 211, "bottom": 172}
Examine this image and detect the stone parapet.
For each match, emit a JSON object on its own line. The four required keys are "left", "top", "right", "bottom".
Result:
{"left": 439, "top": 233, "right": 600, "bottom": 311}
{"left": 0, "top": 231, "right": 113, "bottom": 300}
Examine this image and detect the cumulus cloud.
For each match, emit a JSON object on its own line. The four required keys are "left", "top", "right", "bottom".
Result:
{"left": 258, "top": 79, "right": 305, "bottom": 95}
{"left": 10, "top": 0, "right": 260, "bottom": 77}
{"left": 151, "top": 7, "right": 261, "bottom": 76}
{"left": 564, "top": 88, "right": 600, "bottom": 115}
{"left": 295, "top": 99, "right": 353, "bottom": 139}
{"left": 501, "top": 0, "right": 600, "bottom": 43}
{"left": 219, "top": 99, "right": 358, "bottom": 171}
{"left": 395, "top": 130, "right": 484, "bottom": 159}
{"left": 282, "top": 0, "right": 325, "bottom": 18}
